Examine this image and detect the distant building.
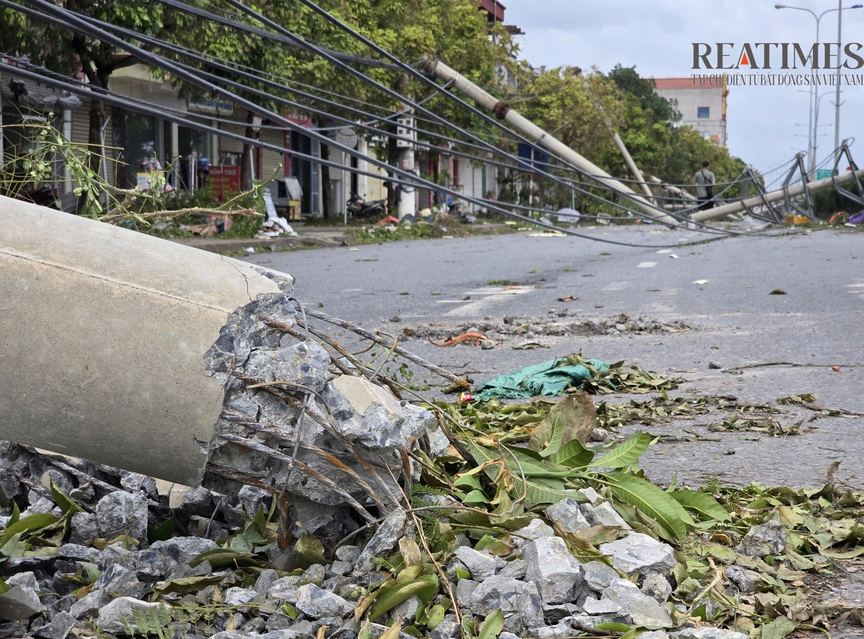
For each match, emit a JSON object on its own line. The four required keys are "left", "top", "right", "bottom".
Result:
{"left": 478, "top": 0, "right": 523, "bottom": 34}
{"left": 654, "top": 77, "right": 728, "bottom": 147}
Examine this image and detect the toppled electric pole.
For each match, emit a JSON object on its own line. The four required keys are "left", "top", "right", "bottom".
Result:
{"left": 0, "top": 197, "right": 454, "bottom": 522}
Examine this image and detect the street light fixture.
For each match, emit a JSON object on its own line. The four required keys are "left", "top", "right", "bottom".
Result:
{"left": 775, "top": 3, "right": 863, "bottom": 177}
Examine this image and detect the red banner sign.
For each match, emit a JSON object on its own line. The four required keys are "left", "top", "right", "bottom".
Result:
{"left": 209, "top": 165, "right": 241, "bottom": 202}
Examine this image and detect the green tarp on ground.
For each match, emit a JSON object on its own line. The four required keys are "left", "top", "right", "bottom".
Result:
{"left": 475, "top": 357, "right": 610, "bottom": 400}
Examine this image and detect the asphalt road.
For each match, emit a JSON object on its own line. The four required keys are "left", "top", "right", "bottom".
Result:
{"left": 243, "top": 224, "right": 864, "bottom": 490}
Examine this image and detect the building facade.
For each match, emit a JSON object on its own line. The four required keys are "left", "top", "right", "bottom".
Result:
{"left": 654, "top": 77, "right": 728, "bottom": 147}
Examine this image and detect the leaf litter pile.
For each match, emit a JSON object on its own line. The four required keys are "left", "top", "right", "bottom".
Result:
{"left": 0, "top": 330, "right": 862, "bottom": 639}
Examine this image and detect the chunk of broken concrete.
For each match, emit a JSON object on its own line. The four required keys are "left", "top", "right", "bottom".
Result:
{"left": 69, "top": 589, "right": 111, "bottom": 619}
{"left": 5, "top": 572, "right": 39, "bottom": 593}
{"left": 523, "top": 536, "right": 586, "bottom": 604}
{"left": 602, "top": 578, "right": 673, "bottom": 628}
{"left": 224, "top": 587, "right": 257, "bottom": 606}
{"left": 0, "top": 585, "right": 46, "bottom": 621}
{"left": 68, "top": 512, "right": 98, "bottom": 546}
{"left": 580, "top": 501, "right": 631, "bottom": 529}
{"left": 528, "top": 621, "right": 581, "bottom": 638}
{"left": 598, "top": 532, "right": 677, "bottom": 575}
{"left": 33, "top": 610, "right": 77, "bottom": 639}
{"left": 148, "top": 536, "right": 219, "bottom": 566}
{"left": 582, "top": 595, "right": 623, "bottom": 615}
{"left": 242, "top": 341, "right": 331, "bottom": 394}
{"left": 466, "top": 574, "right": 544, "bottom": 634}
{"left": 95, "top": 491, "right": 149, "bottom": 546}
{"left": 430, "top": 615, "right": 461, "bottom": 639}
{"left": 295, "top": 584, "right": 354, "bottom": 619}
{"left": 544, "top": 498, "right": 591, "bottom": 534}
{"left": 454, "top": 546, "right": 502, "bottom": 581}
{"left": 512, "top": 519, "right": 555, "bottom": 548}
{"left": 96, "top": 597, "right": 170, "bottom": 635}
{"left": 582, "top": 561, "right": 621, "bottom": 593}
{"left": 641, "top": 573, "right": 673, "bottom": 603}
{"left": 353, "top": 508, "right": 407, "bottom": 576}
{"left": 736, "top": 521, "right": 786, "bottom": 557}
{"left": 324, "top": 376, "right": 435, "bottom": 450}
{"left": 724, "top": 566, "right": 759, "bottom": 593}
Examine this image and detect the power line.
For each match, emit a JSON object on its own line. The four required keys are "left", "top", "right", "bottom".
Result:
{"left": 4, "top": 0, "right": 771, "bottom": 243}
{"left": 2, "top": 55, "right": 737, "bottom": 249}
{"left": 67, "top": 6, "right": 725, "bottom": 230}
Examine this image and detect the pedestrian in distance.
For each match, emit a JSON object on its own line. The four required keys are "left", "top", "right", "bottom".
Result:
{"left": 693, "top": 160, "right": 716, "bottom": 211}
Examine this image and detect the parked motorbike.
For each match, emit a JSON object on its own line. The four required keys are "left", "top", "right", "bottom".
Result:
{"left": 347, "top": 193, "right": 387, "bottom": 219}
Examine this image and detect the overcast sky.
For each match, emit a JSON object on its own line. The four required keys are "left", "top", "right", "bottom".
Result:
{"left": 501, "top": 0, "right": 864, "bottom": 177}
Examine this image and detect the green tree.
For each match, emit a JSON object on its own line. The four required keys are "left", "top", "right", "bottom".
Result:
{"left": 606, "top": 64, "right": 680, "bottom": 124}
{"left": 1, "top": 0, "right": 514, "bottom": 217}
{"left": 0, "top": 1, "right": 164, "bottom": 176}
{"left": 164, "top": 0, "right": 512, "bottom": 217}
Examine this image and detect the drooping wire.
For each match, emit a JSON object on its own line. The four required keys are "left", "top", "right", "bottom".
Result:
{"left": 67, "top": 6, "right": 733, "bottom": 232}
{"left": 1, "top": 54, "right": 749, "bottom": 250}
{"left": 4, "top": 0, "right": 783, "bottom": 243}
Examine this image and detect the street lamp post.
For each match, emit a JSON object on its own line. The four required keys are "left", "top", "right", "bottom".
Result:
{"left": 775, "top": 4, "right": 863, "bottom": 177}
{"left": 834, "top": 3, "right": 863, "bottom": 167}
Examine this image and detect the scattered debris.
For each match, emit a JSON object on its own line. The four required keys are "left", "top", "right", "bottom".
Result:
{"left": 473, "top": 356, "right": 609, "bottom": 400}
{"left": 429, "top": 333, "right": 488, "bottom": 347}
{"left": 769, "top": 289, "right": 787, "bottom": 295}
{"left": 707, "top": 415, "right": 804, "bottom": 437}
{"left": 511, "top": 342, "right": 550, "bottom": 350}
{"left": 1, "top": 279, "right": 863, "bottom": 639}
{"left": 401, "top": 315, "right": 694, "bottom": 345}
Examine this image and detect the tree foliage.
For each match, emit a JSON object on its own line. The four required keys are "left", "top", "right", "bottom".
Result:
{"left": 2, "top": 0, "right": 512, "bottom": 214}
{"left": 516, "top": 63, "right": 751, "bottom": 212}
{"left": 606, "top": 64, "right": 680, "bottom": 124}
{"left": 1, "top": 0, "right": 164, "bottom": 178}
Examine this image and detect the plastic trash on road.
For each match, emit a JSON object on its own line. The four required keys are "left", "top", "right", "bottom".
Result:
{"left": 475, "top": 356, "right": 610, "bottom": 400}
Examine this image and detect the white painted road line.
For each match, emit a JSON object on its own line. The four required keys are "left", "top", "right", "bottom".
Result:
{"left": 464, "top": 286, "right": 534, "bottom": 296}
{"left": 445, "top": 286, "right": 533, "bottom": 316}
{"left": 603, "top": 282, "right": 629, "bottom": 291}
{"left": 638, "top": 262, "right": 657, "bottom": 268}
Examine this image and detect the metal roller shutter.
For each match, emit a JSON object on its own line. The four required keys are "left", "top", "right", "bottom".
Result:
{"left": 260, "top": 126, "right": 287, "bottom": 179}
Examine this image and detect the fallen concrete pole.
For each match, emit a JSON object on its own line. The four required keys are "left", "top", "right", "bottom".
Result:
{"left": 691, "top": 169, "right": 864, "bottom": 222}
{"left": 647, "top": 175, "right": 696, "bottom": 201}
{"left": 0, "top": 196, "right": 438, "bottom": 528}
{"left": 612, "top": 132, "right": 654, "bottom": 200}
{"left": 0, "top": 196, "right": 288, "bottom": 486}
{"left": 430, "top": 61, "right": 678, "bottom": 226}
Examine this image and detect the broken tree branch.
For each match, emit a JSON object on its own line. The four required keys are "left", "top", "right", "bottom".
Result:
{"left": 299, "top": 305, "right": 471, "bottom": 389}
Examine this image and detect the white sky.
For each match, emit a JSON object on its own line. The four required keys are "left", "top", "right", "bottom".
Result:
{"left": 501, "top": 0, "right": 864, "bottom": 175}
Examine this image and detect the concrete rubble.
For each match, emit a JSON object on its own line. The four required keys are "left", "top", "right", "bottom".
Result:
{"left": 0, "top": 435, "right": 703, "bottom": 638}
{"left": 0, "top": 287, "right": 753, "bottom": 638}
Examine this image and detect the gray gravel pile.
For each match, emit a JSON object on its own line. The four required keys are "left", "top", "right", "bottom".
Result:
{"left": 0, "top": 442, "right": 748, "bottom": 639}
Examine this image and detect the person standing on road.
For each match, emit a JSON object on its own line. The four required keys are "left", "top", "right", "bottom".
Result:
{"left": 693, "top": 161, "right": 716, "bottom": 211}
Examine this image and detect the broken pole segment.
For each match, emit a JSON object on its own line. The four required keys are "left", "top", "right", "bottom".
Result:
{"left": 691, "top": 168, "right": 864, "bottom": 222}
{"left": 0, "top": 196, "right": 287, "bottom": 487}
{"left": 429, "top": 60, "right": 678, "bottom": 225}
